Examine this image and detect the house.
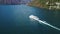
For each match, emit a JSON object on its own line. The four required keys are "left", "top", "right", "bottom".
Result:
{"left": 55, "top": 2, "right": 60, "bottom": 9}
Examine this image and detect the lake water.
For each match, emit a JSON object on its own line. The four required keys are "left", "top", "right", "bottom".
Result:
{"left": 0, "top": 5, "right": 60, "bottom": 34}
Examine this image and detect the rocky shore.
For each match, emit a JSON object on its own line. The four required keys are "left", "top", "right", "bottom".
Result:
{"left": 28, "top": 0, "right": 60, "bottom": 10}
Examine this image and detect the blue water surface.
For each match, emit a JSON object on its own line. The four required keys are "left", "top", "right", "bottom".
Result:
{"left": 0, "top": 5, "right": 60, "bottom": 34}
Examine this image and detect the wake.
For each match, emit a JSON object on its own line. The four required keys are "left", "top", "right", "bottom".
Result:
{"left": 29, "top": 15, "right": 60, "bottom": 31}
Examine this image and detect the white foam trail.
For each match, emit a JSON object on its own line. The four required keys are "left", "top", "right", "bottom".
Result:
{"left": 29, "top": 15, "right": 60, "bottom": 31}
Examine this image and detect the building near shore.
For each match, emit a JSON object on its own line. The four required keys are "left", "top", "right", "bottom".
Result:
{"left": 28, "top": 0, "right": 60, "bottom": 10}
